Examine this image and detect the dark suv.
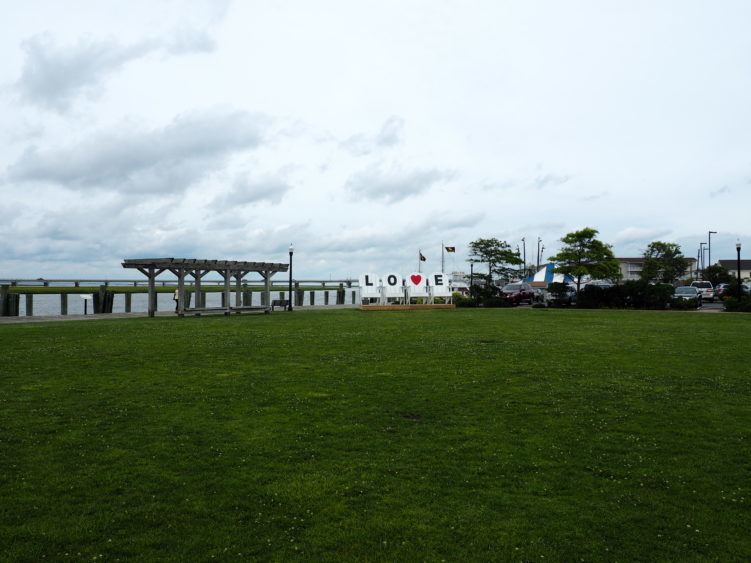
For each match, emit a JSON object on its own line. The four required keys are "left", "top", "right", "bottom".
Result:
{"left": 500, "top": 282, "right": 535, "bottom": 305}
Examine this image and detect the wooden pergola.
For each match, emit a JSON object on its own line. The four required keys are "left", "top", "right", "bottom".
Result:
{"left": 122, "top": 258, "right": 289, "bottom": 317}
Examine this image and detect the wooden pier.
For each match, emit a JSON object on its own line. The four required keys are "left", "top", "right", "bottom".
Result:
{"left": 0, "top": 274, "right": 359, "bottom": 318}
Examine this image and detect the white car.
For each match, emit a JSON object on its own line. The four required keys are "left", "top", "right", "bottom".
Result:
{"left": 690, "top": 281, "right": 715, "bottom": 302}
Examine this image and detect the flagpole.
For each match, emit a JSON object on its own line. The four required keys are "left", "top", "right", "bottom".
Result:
{"left": 441, "top": 241, "right": 445, "bottom": 273}
{"left": 418, "top": 249, "right": 421, "bottom": 273}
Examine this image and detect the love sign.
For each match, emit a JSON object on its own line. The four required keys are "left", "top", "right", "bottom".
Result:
{"left": 359, "top": 272, "right": 449, "bottom": 292}
{"left": 359, "top": 272, "right": 452, "bottom": 304}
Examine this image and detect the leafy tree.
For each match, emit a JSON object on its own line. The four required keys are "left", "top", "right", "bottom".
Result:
{"left": 548, "top": 227, "right": 620, "bottom": 293}
{"left": 704, "top": 264, "right": 731, "bottom": 287}
{"left": 468, "top": 237, "right": 523, "bottom": 286}
{"left": 640, "top": 241, "right": 689, "bottom": 284}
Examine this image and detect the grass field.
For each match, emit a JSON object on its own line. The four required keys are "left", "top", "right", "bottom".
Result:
{"left": 1, "top": 309, "right": 750, "bottom": 560}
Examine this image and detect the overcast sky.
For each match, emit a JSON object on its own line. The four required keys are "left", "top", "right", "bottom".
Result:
{"left": 1, "top": 0, "right": 750, "bottom": 279}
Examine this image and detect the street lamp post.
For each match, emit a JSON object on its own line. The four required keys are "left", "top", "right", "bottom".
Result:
{"left": 536, "top": 237, "right": 542, "bottom": 271}
{"left": 469, "top": 263, "right": 474, "bottom": 299}
{"left": 288, "top": 243, "right": 294, "bottom": 311}
{"left": 699, "top": 242, "right": 707, "bottom": 277}
{"left": 737, "top": 241, "right": 742, "bottom": 300}
{"left": 708, "top": 230, "right": 717, "bottom": 269}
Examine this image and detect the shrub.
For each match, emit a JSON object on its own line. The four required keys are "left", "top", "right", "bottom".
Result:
{"left": 480, "top": 297, "right": 514, "bottom": 308}
{"left": 577, "top": 285, "right": 610, "bottom": 309}
{"left": 670, "top": 297, "right": 699, "bottom": 310}
{"left": 576, "top": 281, "right": 673, "bottom": 310}
{"left": 547, "top": 282, "right": 571, "bottom": 301}
{"left": 454, "top": 295, "right": 479, "bottom": 308}
{"left": 723, "top": 296, "right": 751, "bottom": 313}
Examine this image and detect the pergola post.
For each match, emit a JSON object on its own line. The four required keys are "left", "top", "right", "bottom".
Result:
{"left": 192, "top": 269, "right": 208, "bottom": 308}
{"left": 263, "top": 270, "right": 272, "bottom": 312}
{"left": 193, "top": 270, "right": 202, "bottom": 308}
{"left": 223, "top": 269, "right": 231, "bottom": 315}
{"left": 147, "top": 266, "right": 156, "bottom": 317}
{"left": 234, "top": 271, "right": 243, "bottom": 308}
{"left": 177, "top": 268, "right": 185, "bottom": 317}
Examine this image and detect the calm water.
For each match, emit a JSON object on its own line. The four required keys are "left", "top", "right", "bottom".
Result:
{"left": 16, "top": 290, "right": 360, "bottom": 316}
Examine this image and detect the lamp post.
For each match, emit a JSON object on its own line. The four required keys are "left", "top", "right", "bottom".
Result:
{"left": 699, "top": 242, "right": 707, "bottom": 277}
{"left": 469, "top": 262, "right": 474, "bottom": 299}
{"left": 521, "top": 237, "right": 527, "bottom": 277}
{"left": 737, "top": 241, "right": 742, "bottom": 300}
{"left": 708, "top": 230, "right": 717, "bottom": 269}
{"left": 288, "top": 243, "right": 294, "bottom": 311}
{"left": 536, "top": 237, "right": 542, "bottom": 271}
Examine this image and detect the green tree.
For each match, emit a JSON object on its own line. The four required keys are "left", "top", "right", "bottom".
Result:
{"left": 704, "top": 264, "right": 732, "bottom": 286}
{"left": 468, "top": 237, "right": 523, "bottom": 286}
{"left": 640, "top": 241, "right": 689, "bottom": 284}
{"left": 548, "top": 227, "right": 620, "bottom": 293}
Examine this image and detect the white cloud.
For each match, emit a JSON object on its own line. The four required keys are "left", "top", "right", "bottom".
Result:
{"left": 614, "top": 227, "right": 672, "bottom": 245}
{"left": 710, "top": 185, "right": 731, "bottom": 198}
{"left": 1, "top": 1, "right": 751, "bottom": 278}
{"left": 213, "top": 173, "right": 293, "bottom": 207}
{"left": 345, "top": 163, "right": 454, "bottom": 203}
{"left": 15, "top": 30, "right": 215, "bottom": 111}
{"left": 7, "top": 109, "right": 269, "bottom": 194}
{"left": 340, "top": 116, "right": 405, "bottom": 156}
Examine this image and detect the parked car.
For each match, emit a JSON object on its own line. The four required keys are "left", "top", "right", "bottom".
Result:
{"left": 546, "top": 284, "right": 577, "bottom": 306}
{"left": 673, "top": 286, "right": 702, "bottom": 308}
{"left": 721, "top": 283, "right": 751, "bottom": 297}
{"left": 716, "top": 283, "right": 730, "bottom": 297}
{"left": 586, "top": 280, "right": 615, "bottom": 289}
{"left": 500, "top": 282, "right": 535, "bottom": 305}
{"left": 690, "top": 281, "right": 715, "bottom": 302}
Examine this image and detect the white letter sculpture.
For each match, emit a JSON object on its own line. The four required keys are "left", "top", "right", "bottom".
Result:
{"left": 430, "top": 272, "right": 452, "bottom": 303}
{"left": 382, "top": 273, "right": 404, "bottom": 303}
{"left": 359, "top": 273, "right": 381, "bottom": 303}
{"left": 406, "top": 272, "right": 430, "bottom": 302}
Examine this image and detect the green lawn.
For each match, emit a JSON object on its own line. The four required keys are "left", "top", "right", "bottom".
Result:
{"left": 1, "top": 309, "right": 749, "bottom": 560}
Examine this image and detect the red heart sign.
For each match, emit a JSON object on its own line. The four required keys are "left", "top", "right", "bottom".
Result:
{"left": 410, "top": 274, "right": 422, "bottom": 285}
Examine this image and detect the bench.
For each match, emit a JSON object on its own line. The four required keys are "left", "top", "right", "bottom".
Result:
{"left": 183, "top": 306, "right": 268, "bottom": 316}
{"left": 271, "top": 299, "right": 289, "bottom": 311}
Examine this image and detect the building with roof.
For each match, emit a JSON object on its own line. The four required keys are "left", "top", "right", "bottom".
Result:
{"left": 616, "top": 257, "right": 698, "bottom": 282}
{"left": 717, "top": 259, "right": 751, "bottom": 281}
